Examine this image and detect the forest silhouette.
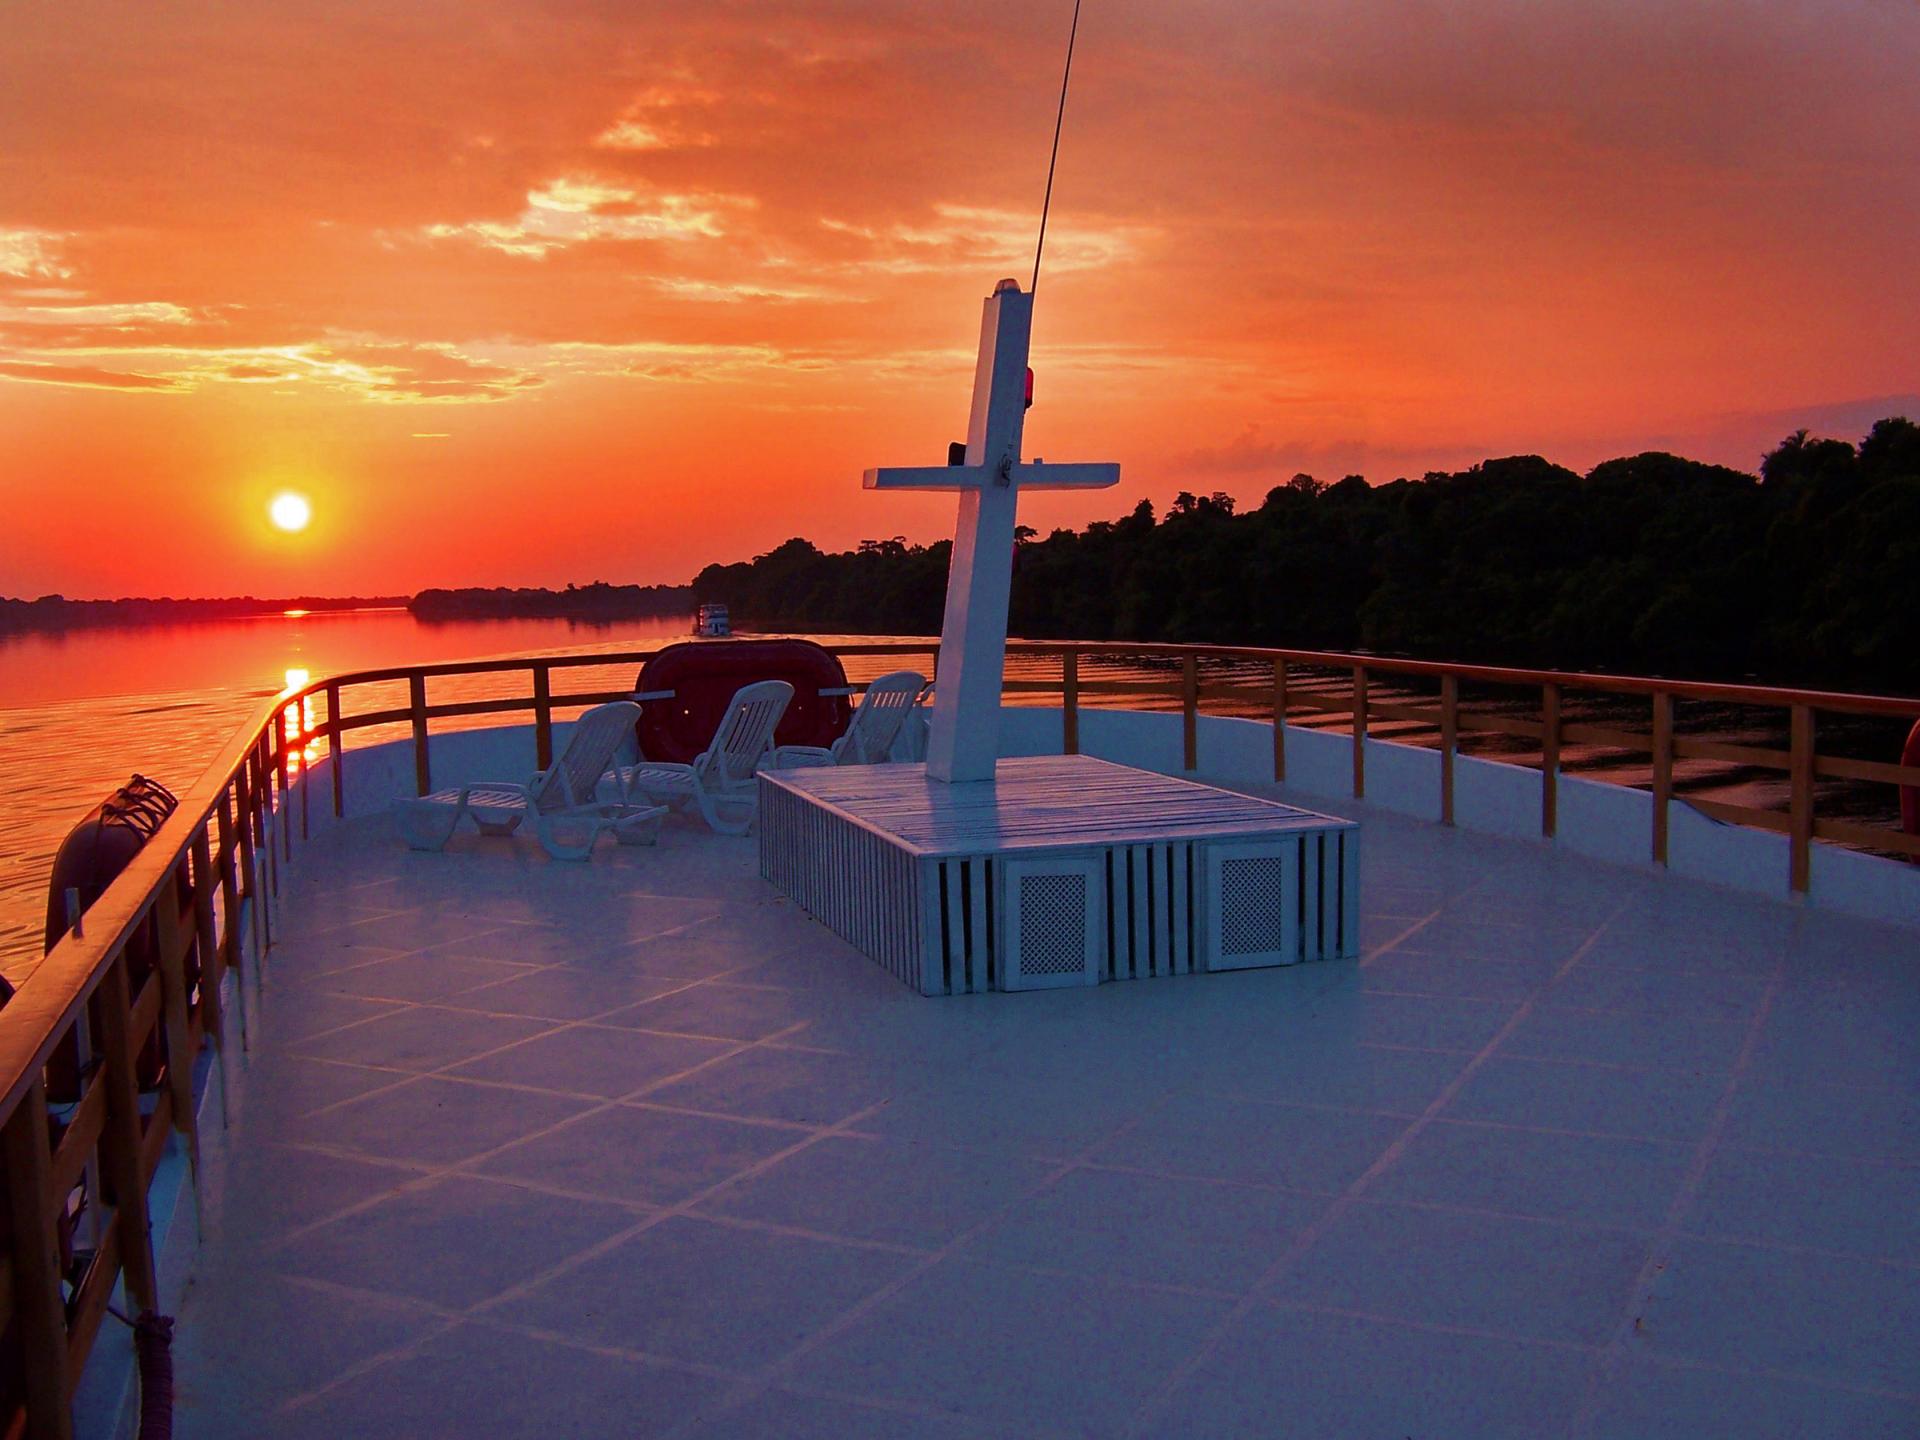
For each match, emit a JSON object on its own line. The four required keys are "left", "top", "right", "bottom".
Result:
{"left": 694, "top": 419, "right": 1920, "bottom": 689}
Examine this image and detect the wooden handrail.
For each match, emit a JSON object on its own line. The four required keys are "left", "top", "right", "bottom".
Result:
{"left": 262, "top": 636, "right": 1920, "bottom": 905}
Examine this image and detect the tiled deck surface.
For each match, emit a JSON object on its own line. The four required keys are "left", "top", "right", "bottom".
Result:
{"left": 175, "top": 786, "right": 1920, "bottom": 1438}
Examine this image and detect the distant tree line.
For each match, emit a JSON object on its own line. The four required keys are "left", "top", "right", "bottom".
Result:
{"left": 409, "top": 581, "right": 693, "bottom": 622}
{"left": 694, "top": 419, "right": 1920, "bottom": 689}
{"left": 0, "top": 594, "right": 406, "bottom": 633}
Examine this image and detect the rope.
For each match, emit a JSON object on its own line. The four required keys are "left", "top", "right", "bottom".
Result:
{"left": 1030, "top": 0, "right": 1085, "bottom": 294}
{"left": 106, "top": 1305, "right": 176, "bottom": 1440}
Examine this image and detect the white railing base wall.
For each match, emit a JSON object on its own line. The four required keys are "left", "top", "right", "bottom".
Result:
{"left": 291, "top": 706, "right": 1918, "bottom": 932}
{"left": 997, "top": 708, "right": 1920, "bottom": 930}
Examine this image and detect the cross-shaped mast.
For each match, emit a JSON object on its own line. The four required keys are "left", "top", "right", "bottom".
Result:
{"left": 865, "top": 278, "right": 1119, "bottom": 783}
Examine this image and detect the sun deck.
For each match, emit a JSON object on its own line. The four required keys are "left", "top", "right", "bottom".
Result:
{"left": 174, "top": 785, "right": 1919, "bottom": 1439}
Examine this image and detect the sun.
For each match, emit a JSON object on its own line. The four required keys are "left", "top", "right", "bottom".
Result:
{"left": 269, "top": 491, "right": 312, "bottom": 533}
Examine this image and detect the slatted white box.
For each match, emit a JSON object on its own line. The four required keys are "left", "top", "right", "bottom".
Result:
{"left": 759, "top": 755, "right": 1359, "bottom": 996}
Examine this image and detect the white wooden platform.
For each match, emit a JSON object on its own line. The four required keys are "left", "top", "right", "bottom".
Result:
{"left": 758, "top": 756, "right": 1359, "bottom": 994}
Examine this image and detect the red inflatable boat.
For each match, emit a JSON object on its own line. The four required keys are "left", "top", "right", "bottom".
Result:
{"left": 633, "top": 639, "right": 852, "bottom": 765}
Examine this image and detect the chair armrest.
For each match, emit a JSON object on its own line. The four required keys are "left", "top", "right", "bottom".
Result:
{"left": 459, "top": 780, "right": 540, "bottom": 808}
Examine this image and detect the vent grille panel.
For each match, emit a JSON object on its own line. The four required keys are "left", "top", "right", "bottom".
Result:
{"left": 1018, "top": 874, "right": 1090, "bottom": 975}
{"left": 1220, "top": 855, "right": 1288, "bottom": 956}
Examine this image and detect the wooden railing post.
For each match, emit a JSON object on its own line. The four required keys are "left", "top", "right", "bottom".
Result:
{"left": 190, "top": 825, "right": 230, "bottom": 1124}
{"left": 1271, "top": 659, "right": 1288, "bottom": 782}
{"left": 1541, "top": 682, "right": 1560, "bottom": 838}
{"left": 409, "top": 673, "right": 431, "bottom": 796}
{"left": 276, "top": 720, "right": 292, "bottom": 863}
{"left": 326, "top": 681, "right": 345, "bottom": 818}
{"left": 232, "top": 757, "right": 264, "bottom": 964}
{"left": 1789, "top": 703, "right": 1814, "bottom": 893}
{"left": 1062, "top": 650, "right": 1079, "bottom": 755}
{"left": 253, "top": 741, "right": 277, "bottom": 946}
{"left": 152, "top": 873, "right": 200, "bottom": 1163}
{"left": 216, "top": 791, "right": 248, "bottom": 1052}
{"left": 1181, "top": 655, "right": 1199, "bottom": 772}
{"left": 1439, "top": 674, "right": 1458, "bottom": 825}
{"left": 92, "top": 952, "right": 159, "bottom": 1317}
{"left": 1651, "top": 691, "right": 1673, "bottom": 865}
{"left": 2, "top": 1087, "right": 76, "bottom": 1440}
{"left": 258, "top": 738, "right": 281, "bottom": 909}
{"left": 533, "top": 663, "right": 554, "bottom": 771}
{"left": 1352, "top": 666, "right": 1369, "bottom": 798}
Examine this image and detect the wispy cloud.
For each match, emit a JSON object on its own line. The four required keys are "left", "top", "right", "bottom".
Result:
{"left": 0, "top": 229, "right": 71, "bottom": 280}
{"left": 420, "top": 177, "right": 751, "bottom": 258}
{"left": 0, "top": 359, "right": 185, "bottom": 391}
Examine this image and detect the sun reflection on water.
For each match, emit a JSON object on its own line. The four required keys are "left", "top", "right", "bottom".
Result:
{"left": 282, "top": 668, "right": 319, "bottom": 766}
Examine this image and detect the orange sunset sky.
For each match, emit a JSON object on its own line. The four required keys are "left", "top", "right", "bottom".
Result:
{"left": 2, "top": 1, "right": 1915, "bottom": 600}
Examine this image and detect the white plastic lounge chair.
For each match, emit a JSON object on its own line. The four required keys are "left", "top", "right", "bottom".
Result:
{"left": 771, "top": 669, "right": 927, "bottom": 768}
{"left": 615, "top": 680, "right": 792, "bottom": 836}
{"left": 396, "top": 701, "right": 665, "bottom": 860}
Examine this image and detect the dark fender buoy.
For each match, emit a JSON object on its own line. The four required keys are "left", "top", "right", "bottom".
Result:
{"left": 1901, "top": 719, "right": 1920, "bottom": 846}
{"left": 25, "top": 776, "right": 195, "bottom": 1098}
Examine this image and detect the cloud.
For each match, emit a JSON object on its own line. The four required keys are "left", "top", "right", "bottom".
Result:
{"left": 0, "top": 298, "right": 195, "bottom": 329}
{"left": 419, "top": 177, "right": 751, "bottom": 258}
{"left": 0, "top": 229, "right": 71, "bottom": 280}
{"left": 0, "top": 359, "right": 184, "bottom": 391}
{"left": 817, "top": 206, "right": 1154, "bottom": 279}
{"left": 0, "top": 338, "right": 542, "bottom": 401}
{"left": 593, "top": 85, "right": 721, "bottom": 153}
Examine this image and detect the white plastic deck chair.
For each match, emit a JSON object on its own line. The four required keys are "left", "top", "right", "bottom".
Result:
{"left": 771, "top": 669, "right": 927, "bottom": 768}
{"left": 397, "top": 700, "right": 665, "bottom": 860}
{"left": 615, "top": 679, "right": 792, "bottom": 836}
{"left": 890, "top": 679, "right": 936, "bottom": 762}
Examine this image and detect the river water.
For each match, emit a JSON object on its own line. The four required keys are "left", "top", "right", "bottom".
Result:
{"left": 2, "top": 611, "right": 1907, "bottom": 982}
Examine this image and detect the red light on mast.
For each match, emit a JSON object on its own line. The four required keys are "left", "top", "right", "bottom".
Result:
{"left": 1024, "top": 367, "right": 1034, "bottom": 410}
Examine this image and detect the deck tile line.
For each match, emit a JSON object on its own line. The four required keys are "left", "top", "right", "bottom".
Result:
{"left": 1363, "top": 986, "right": 1765, "bottom": 1027}
{"left": 1716, "top": 1139, "right": 1920, "bottom": 1169}
{"left": 1625, "top": 1346, "right": 1920, "bottom": 1405}
{"left": 653, "top": 1089, "right": 1190, "bottom": 1440}
{"left": 767, "top": 1379, "right": 1089, "bottom": 1440}
{"left": 1414, "top": 1113, "right": 1698, "bottom": 1150}
{"left": 273, "top": 1050, "right": 856, "bottom": 1136}
{"left": 266, "top": 1023, "right": 806, "bottom": 1246}
{"left": 1358, "top": 908, "right": 1446, "bottom": 967}
{"left": 680, "top": 1209, "right": 936, "bottom": 1259}
{"left": 293, "top": 982, "right": 821, "bottom": 1119}
{"left": 269, "top": 1277, "right": 753, "bottom": 1412}
{"left": 463, "top": 1099, "right": 895, "bottom": 1318}
{"left": 1343, "top": 1193, "right": 1661, "bottom": 1241}
{"left": 297, "top": 922, "right": 530, "bottom": 973}
{"left": 1117, "top": 897, "right": 1630, "bottom": 1439}
{"left": 1562, "top": 937, "right": 1791, "bottom": 1439}
{"left": 1260, "top": 1296, "right": 1607, "bottom": 1356}
{"left": 286, "top": 1013, "right": 578, "bottom": 1118}
{"left": 274, "top": 1099, "right": 894, "bottom": 1417}
{"left": 1662, "top": 1227, "right": 1920, "bottom": 1273}
{"left": 425, "top": 955, "right": 720, "bottom": 1006}
{"left": 271, "top": 976, "right": 545, "bottom": 1048}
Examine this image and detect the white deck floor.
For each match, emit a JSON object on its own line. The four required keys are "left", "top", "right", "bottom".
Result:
{"left": 174, "top": 784, "right": 1920, "bottom": 1439}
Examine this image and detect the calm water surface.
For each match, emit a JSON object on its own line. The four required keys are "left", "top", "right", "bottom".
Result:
{"left": 0, "top": 610, "right": 703, "bottom": 979}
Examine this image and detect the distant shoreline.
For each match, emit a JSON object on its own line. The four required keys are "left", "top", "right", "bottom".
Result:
{"left": 0, "top": 594, "right": 410, "bottom": 634}
{"left": 0, "top": 585, "right": 694, "bottom": 636}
